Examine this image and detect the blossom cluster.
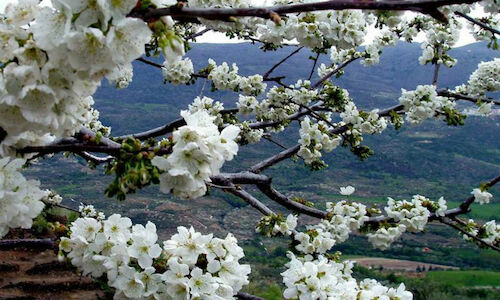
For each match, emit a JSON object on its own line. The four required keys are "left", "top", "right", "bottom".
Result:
{"left": 468, "top": 15, "right": 499, "bottom": 47}
{"left": 385, "top": 195, "right": 444, "bottom": 232}
{"left": 0, "top": 157, "right": 48, "bottom": 238}
{"left": 152, "top": 110, "right": 240, "bottom": 199}
{"left": 340, "top": 103, "right": 388, "bottom": 135}
{"left": 256, "top": 213, "right": 298, "bottom": 237}
{"left": 367, "top": 195, "right": 446, "bottom": 249}
{"left": 188, "top": 96, "right": 225, "bottom": 126}
{"left": 0, "top": 0, "right": 151, "bottom": 156}
{"left": 60, "top": 215, "right": 251, "bottom": 299}
{"left": 399, "top": 85, "right": 455, "bottom": 124}
{"left": 208, "top": 59, "right": 267, "bottom": 96}
{"left": 281, "top": 253, "right": 412, "bottom": 300}
{"left": 237, "top": 122, "right": 264, "bottom": 145}
{"left": 326, "top": 200, "right": 369, "bottom": 231}
{"left": 79, "top": 203, "right": 105, "bottom": 220}
{"left": 293, "top": 196, "right": 370, "bottom": 254}
{"left": 367, "top": 224, "right": 407, "bottom": 250}
{"left": 471, "top": 188, "right": 493, "bottom": 205}
{"left": 462, "top": 219, "right": 500, "bottom": 247}
{"left": 418, "top": 19, "right": 460, "bottom": 67}
{"left": 257, "top": 8, "right": 372, "bottom": 50}
{"left": 298, "top": 116, "right": 342, "bottom": 165}
{"left": 455, "top": 58, "right": 500, "bottom": 97}
{"left": 256, "top": 82, "right": 317, "bottom": 126}
{"left": 162, "top": 57, "right": 194, "bottom": 85}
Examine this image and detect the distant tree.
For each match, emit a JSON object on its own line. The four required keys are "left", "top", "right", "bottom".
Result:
{"left": 0, "top": 0, "right": 499, "bottom": 299}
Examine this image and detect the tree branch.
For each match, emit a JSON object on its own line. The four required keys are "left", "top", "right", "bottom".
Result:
{"left": 310, "top": 57, "right": 360, "bottom": 89}
{"left": 141, "top": 0, "right": 482, "bottom": 23}
{"left": 308, "top": 53, "right": 321, "bottom": 81}
{"left": 263, "top": 46, "right": 304, "bottom": 79}
{"left": 186, "top": 28, "right": 211, "bottom": 40}
{"left": 236, "top": 292, "right": 266, "bottom": 300}
{"left": 367, "top": 173, "right": 500, "bottom": 225}
{"left": 0, "top": 127, "right": 6, "bottom": 144}
{"left": 454, "top": 11, "right": 500, "bottom": 36}
{"left": 432, "top": 63, "right": 441, "bottom": 86}
{"left": 437, "top": 89, "right": 500, "bottom": 106}
{"left": 440, "top": 216, "right": 500, "bottom": 252}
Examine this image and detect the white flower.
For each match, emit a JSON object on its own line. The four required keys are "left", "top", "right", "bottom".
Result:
{"left": 164, "top": 226, "right": 212, "bottom": 265}
{"left": 476, "top": 102, "right": 493, "bottom": 116}
{"left": 103, "top": 214, "right": 132, "bottom": 243}
{"left": 340, "top": 185, "right": 355, "bottom": 196}
{"left": 70, "top": 217, "right": 102, "bottom": 241}
{"left": 471, "top": 188, "right": 493, "bottom": 205}
{"left": 399, "top": 85, "right": 455, "bottom": 125}
{"left": 113, "top": 265, "right": 146, "bottom": 299}
{"left": 128, "top": 222, "right": 163, "bottom": 268}
{"left": 189, "top": 267, "right": 217, "bottom": 297}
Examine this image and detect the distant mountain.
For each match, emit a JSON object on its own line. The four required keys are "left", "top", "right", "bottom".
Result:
{"left": 94, "top": 41, "right": 498, "bottom": 133}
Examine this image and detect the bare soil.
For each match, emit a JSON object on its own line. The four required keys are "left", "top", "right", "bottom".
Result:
{"left": 0, "top": 245, "right": 104, "bottom": 300}
{"left": 353, "top": 257, "right": 459, "bottom": 272}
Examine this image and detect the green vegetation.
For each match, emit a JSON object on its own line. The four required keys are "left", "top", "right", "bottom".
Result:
{"left": 426, "top": 270, "right": 500, "bottom": 287}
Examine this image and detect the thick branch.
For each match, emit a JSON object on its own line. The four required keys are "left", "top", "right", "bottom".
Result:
{"left": 0, "top": 127, "right": 6, "bottom": 144}
{"left": 230, "top": 187, "right": 275, "bottom": 216}
{"left": 257, "top": 180, "right": 328, "bottom": 219}
{"left": 142, "top": 0, "right": 481, "bottom": 23}
{"left": 432, "top": 63, "right": 441, "bottom": 86}
{"left": 213, "top": 172, "right": 328, "bottom": 218}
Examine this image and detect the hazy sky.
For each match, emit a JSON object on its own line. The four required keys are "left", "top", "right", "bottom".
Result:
{"left": 1, "top": 0, "right": 479, "bottom": 46}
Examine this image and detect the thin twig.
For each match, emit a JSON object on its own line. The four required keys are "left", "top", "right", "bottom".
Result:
{"left": 310, "top": 57, "right": 359, "bottom": 89}
{"left": 432, "top": 63, "right": 441, "bottom": 86}
{"left": 136, "top": 57, "right": 163, "bottom": 68}
{"left": 308, "top": 52, "right": 321, "bottom": 81}
{"left": 186, "top": 28, "right": 211, "bottom": 40}
{"left": 438, "top": 89, "right": 500, "bottom": 106}
{"left": 263, "top": 135, "right": 288, "bottom": 149}
{"left": 455, "top": 11, "right": 500, "bottom": 36}
{"left": 441, "top": 217, "right": 500, "bottom": 252}
{"left": 263, "top": 46, "right": 304, "bottom": 79}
